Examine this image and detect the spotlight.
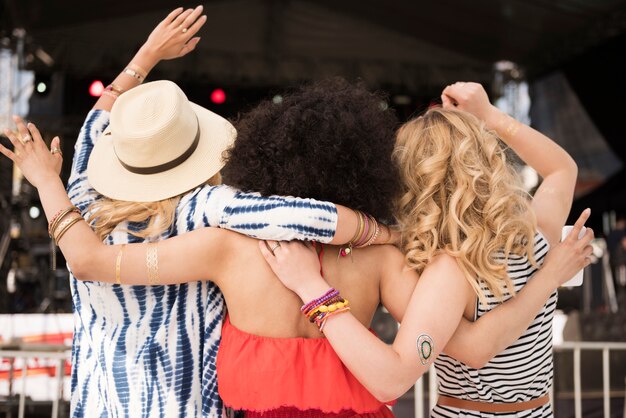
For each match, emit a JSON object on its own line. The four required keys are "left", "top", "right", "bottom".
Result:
{"left": 28, "top": 206, "right": 41, "bottom": 219}
{"left": 34, "top": 74, "right": 52, "bottom": 96}
{"left": 89, "top": 80, "right": 105, "bottom": 97}
{"left": 210, "top": 88, "right": 226, "bottom": 104}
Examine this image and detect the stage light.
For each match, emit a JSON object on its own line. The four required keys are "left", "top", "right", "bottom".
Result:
{"left": 28, "top": 206, "right": 41, "bottom": 219}
{"left": 89, "top": 80, "right": 105, "bottom": 97}
{"left": 34, "top": 74, "right": 52, "bottom": 96}
{"left": 272, "top": 95, "right": 283, "bottom": 104}
{"left": 210, "top": 88, "right": 226, "bottom": 104}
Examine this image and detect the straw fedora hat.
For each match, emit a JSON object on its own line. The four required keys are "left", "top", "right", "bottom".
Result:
{"left": 87, "top": 80, "right": 235, "bottom": 202}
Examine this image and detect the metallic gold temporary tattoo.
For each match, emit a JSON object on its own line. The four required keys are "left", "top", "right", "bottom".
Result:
{"left": 417, "top": 334, "right": 434, "bottom": 365}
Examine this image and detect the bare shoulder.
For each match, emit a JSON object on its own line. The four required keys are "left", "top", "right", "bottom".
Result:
{"left": 423, "top": 253, "right": 465, "bottom": 281}
{"left": 365, "top": 244, "right": 406, "bottom": 265}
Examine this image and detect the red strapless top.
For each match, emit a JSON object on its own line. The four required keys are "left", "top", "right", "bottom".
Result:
{"left": 217, "top": 316, "right": 395, "bottom": 417}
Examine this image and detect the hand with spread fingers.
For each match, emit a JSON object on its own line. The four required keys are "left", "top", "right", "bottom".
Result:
{"left": 138, "top": 5, "right": 207, "bottom": 63}
{"left": 1, "top": 116, "right": 62, "bottom": 188}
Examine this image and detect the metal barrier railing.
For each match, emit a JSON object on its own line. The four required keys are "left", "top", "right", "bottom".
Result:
{"left": 2, "top": 342, "right": 626, "bottom": 418}
{"left": 413, "top": 341, "right": 626, "bottom": 418}
{"left": 0, "top": 349, "right": 69, "bottom": 418}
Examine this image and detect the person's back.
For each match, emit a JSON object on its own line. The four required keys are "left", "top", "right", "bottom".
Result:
{"left": 216, "top": 236, "right": 408, "bottom": 416}
{"left": 220, "top": 241, "right": 396, "bottom": 337}
{"left": 210, "top": 77, "right": 405, "bottom": 416}
{"left": 432, "top": 232, "right": 554, "bottom": 417}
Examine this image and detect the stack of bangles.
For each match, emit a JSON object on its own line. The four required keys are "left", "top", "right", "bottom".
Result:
{"left": 340, "top": 209, "right": 384, "bottom": 257}
{"left": 48, "top": 206, "right": 84, "bottom": 269}
{"left": 301, "top": 288, "right": 350, "bottom": 333}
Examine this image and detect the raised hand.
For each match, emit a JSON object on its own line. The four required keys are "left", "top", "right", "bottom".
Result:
{"left": 440, "top": 82, "right": 498, "bottom": 123}
{"left": 137, "top": 5, "right": 207, "bottom": 65}
{"left": 539, "top": 208, "right": 595, "bottom": 288}
{"left": 0, "top": 116, "right": 61, "bottom": 188}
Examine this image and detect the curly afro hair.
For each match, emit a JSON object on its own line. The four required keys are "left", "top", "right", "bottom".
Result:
{"left": 222, "top": 78, "right": 400, "bottom": 221}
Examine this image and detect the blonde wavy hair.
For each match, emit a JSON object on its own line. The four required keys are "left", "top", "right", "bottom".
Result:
{"left": 394, "top": 108, "right": 537, "bottom": 302}
{"left": 87, "top": 173, "right": 222, "bottom": 241}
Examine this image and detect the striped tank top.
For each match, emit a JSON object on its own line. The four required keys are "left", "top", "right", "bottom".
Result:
{"left": 432, "top": 232, "right": 555, "bottom": 418}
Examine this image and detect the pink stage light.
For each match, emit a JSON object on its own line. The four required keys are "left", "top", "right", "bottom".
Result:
{"left": 89, "top": 80, "right": 105, "bottom": 97}
{"left": 210, "top": 88, "right": 226, "bottom": 104}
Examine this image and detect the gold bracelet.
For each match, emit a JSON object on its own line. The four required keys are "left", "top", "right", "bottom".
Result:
{"left": 116, "top": 244, "right": 126, "bottom": 285}
{"left": 54, "top": 216, "right": 83, "bottom": 244}
{"left": 496, "top": 113, "right": 522, "bottom": 138}
{"left": 102, "top": 90, "right": 120, "bottom": 100}
{"left": 52, "top": 215, "right": 80, "bottom": 241}
{"left": 123, "top": 67, "right": 145, "bottom": 81}
{"left": 340, "top": 210, "right": 364, "bottom": 257}
{"left": 146, "top": 243, "right": 159, "bottom": 285}
{"left": 106, "top": 83, "right": 125, "bottom": 95}
{"left": 48, "top": 206, "right": 79, "bottom": 237}
{"left": 128, "top": 63, "right": 148, "bottom": 79}
{"left": 505, "top": 119, "right": 522, "bottom": 137}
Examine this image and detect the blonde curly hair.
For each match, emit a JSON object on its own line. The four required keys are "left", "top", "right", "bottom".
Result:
{"left": 87, "top": 173, "right": 222, "bottom": 241}
{"left": 394, "top": 108, "right": 537, "bottom": 302}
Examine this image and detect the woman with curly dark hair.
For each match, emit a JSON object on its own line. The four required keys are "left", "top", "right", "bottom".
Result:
{"left": 222, "top": 78, "right": 399, "bottom": 221}
{"left": 2, "top": 77, "right": 578, "bottom": 417}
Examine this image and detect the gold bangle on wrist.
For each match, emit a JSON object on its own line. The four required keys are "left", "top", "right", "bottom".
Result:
{"left": 128, "top": 63, "right": 148, "bottom": 79}
{"left": 54, "top": 216, "right": 83, "bottom": 244}
{"left": 116, "top": 244, "right": 126, "bottom": 285}
{"left": 123, "top": 67, "right": 145, "bottom": 81}
{"left": 146, "top": 243, "right": 159, "bottom": 285}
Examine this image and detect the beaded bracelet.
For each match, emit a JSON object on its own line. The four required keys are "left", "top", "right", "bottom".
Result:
{"left": 301, "top": 288, "right": 351, "bottom": 332}
{"left": 301, "top": 288, "right": 339, "bottom": 313}
{"left": 318, "top": 306, "right": 351, "bottom": 333}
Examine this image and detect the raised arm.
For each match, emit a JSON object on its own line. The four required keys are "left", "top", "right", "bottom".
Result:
{"left": 442, "top": 82, "right": 578, "bottom": 245}
{"left": 2, "top": 121, "right": 232, "bottom": 285}
{"left": 68, "top": 6, "right": 206, "bottom": 212}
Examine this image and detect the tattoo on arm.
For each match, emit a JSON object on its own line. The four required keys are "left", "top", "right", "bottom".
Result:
{"left": 417, "top": 334, "right": 434, "bottom": 365}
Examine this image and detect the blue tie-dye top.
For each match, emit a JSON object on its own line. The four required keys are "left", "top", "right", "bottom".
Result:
{"left": 67, "top": 110, "right": 338, "bottom": 418}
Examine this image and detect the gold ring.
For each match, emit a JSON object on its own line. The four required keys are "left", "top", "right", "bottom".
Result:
{"left": 21, "top": 134, "right": 32, "bottom": 144}
{"left": 270, "top": 243, "right": 281, "bottom": 253}
{"left": 51, "top": 147, "right": 62, "bottom": 155}
{"left": 182, "top": 27, "right": 188, "bottom": 33}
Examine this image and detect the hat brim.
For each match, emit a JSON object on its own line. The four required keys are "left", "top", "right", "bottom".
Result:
{"left": 87, "top": 102, "right": 234, "bottom": 202}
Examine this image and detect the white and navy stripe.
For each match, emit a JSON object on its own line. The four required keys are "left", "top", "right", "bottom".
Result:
{"left": 67, "top": 110, "right": 338, "bottom": 418}
{"left": 432, "top": 232, "right": 555, "bottom": 418}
